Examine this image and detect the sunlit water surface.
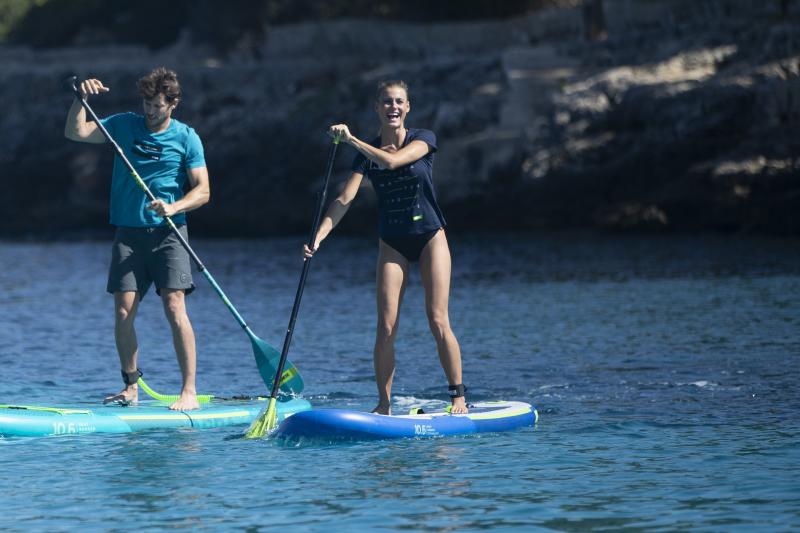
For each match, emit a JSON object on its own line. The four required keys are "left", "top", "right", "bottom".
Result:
{"left": 1, "top": 232, "right": 798, "bottom": 531}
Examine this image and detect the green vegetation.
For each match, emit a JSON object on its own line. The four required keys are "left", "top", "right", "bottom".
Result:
{"left": 0, "top": 0, "right": 40, "bottom": 41}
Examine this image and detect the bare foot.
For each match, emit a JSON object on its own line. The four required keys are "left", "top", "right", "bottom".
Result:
{"left": 450, "top": 396, "right": 468, "bottom": 414}
{"left": 103, "top": 385, "right": 137, "bottom": 406}
{"left": 371, "top": 403, "right": 391, "bottom": 416}
{"left": 169, "top": 392, "right": 199, "bottom": 411}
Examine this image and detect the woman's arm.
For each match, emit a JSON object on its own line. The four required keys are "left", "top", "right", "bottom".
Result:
{"left": 304, "top": 171, "right": 364, "bottom": 256}
{"left": 329, "top": 124, "right": 430, "bottom": 170}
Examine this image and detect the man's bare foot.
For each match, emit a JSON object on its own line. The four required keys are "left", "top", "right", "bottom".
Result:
{"left": 450, "top": 396, "right": 468, "bottom": 414}
{"left": 169, "top": 392, "right": 199, "bottom": 411}
{"left": 103, "top": 385, "right": 137, "bottom": 406}
{"left": 371, "top": 402, "right": 391, "bottom": 416}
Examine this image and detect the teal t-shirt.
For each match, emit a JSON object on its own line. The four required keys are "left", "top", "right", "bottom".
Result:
{"left": 99, "top": 112, "right": 206, "bottom": 227}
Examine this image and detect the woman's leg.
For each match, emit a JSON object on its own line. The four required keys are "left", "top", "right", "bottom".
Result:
{"left": 373, "top": 240, "right": 409, "bottom": 415}
{"left": 419, "top": 230, "right": 468, "bottom": 413}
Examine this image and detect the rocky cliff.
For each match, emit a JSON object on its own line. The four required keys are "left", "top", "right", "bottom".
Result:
{"left": 1, "top": 0, "right": 797, "bottom": 238}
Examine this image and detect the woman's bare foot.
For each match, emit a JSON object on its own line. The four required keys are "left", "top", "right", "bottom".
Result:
{"left": 169, "top": 391, "right": 199, "bottom": 411}
{"left": 371, "top": 402, "right": 391, "bottom": 416}
{"left": 103, "top": 385, "right": 138, "bottom": 406}
{"left": 450, "top": 396, "right": 468, "bottom": 414}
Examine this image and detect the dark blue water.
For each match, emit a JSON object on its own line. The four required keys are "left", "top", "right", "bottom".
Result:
{"left": 1, "top": 232, "right": 799, "bottom": 531}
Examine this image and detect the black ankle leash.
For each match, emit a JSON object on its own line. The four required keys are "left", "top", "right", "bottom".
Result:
{"left": 121, "top": 369, "right": 143, "bottom": 385}
{"left": 448, "top": 383, "right": 467, "bottom": 398}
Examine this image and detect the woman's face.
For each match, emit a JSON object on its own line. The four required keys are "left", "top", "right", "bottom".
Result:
{"left": 375, "top": 86, "right": 410, "bottom": 128}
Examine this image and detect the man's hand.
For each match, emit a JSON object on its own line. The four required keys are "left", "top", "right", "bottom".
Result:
{"left": 148, "top": 199, "right": 177, "bottom": 218}
{"left": 78, "top": 78, "right": 110, "bottom": 98}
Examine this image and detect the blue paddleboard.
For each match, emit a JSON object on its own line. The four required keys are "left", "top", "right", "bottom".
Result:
{"left": 0, "top": 398, "right": 311, "bottom": 438}
{"left": 273, "top": 400, "right": 537, "bottom": 441}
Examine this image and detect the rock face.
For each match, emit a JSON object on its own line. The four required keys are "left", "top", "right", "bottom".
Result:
{"left": 1, "top": 0, "right": 798, "bottom": 238}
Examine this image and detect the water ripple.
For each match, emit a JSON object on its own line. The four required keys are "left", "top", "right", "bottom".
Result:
{"left": 1, "top": 233, "right": 799, "bottom": 531}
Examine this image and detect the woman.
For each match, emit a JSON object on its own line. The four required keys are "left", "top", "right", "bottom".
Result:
{"left": 305, "top": 80, "right": 467, "bottom": 415}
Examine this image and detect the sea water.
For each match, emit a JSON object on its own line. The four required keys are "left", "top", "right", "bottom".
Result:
{"left": 0, "top": 232, "right": 798, "bottom": 531}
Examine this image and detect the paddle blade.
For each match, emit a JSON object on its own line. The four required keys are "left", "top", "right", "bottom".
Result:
{"left": 251, "top": 336, "right": 304, "bottom": 394}
{"left": 244, "top": 397, "right": 278, "bottom": 438}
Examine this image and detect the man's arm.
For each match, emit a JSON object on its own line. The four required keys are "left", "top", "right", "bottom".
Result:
{"left": 64, "top": 79, "right": 109, "bottom": 144}
{"left": 148, "top": 166, "right": 210, "bottom": 218}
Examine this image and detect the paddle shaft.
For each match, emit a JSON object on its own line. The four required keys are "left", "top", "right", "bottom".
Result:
{"left": 69, "top": 78, "right": 257, "bottom": 340}
{"left": 268, "top": 139, "right": 339, "bottom": 398}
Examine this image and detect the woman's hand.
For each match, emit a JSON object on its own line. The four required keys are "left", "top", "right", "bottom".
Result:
{"left": 328, "top": 124, "right": 353, "bottom": 143}
{"left": 303, "top": 241, "right": 319, "bottom": 259}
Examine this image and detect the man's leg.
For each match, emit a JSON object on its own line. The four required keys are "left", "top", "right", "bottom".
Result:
{"left": 161, "top": 289, "right": 199, "bottom": 411}
{"left": 104, "top": 291, "right": 140, "bottom": 405}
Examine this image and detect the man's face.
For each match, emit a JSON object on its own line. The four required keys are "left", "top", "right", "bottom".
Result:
{"left": 142, "top": 94, "right": 176, "bottom": 128}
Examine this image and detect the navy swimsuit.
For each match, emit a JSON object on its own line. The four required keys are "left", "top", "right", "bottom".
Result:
{"left": 352, "top": 128, "right": 446, "bottom": 262}
{"left": 382, "top": 229, "right": 440, "bottom": 263}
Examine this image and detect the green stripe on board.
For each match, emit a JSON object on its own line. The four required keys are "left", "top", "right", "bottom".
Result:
{"left": 0, "top": 405, "right": 91, "bottom": 415}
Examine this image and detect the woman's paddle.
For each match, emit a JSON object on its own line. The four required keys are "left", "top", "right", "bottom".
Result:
{"left": 67, "top": 77, "right": 303, "bottom": 395}
{"left": 245, "top": 136, "right": 340, "bottom": 438}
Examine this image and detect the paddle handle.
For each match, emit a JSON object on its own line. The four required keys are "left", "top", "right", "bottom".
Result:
{"left": 306, "top": 137, "right": 339, "bottom": 249}
{"left": 269, "top": 138, "right": 339, "bottom": 398}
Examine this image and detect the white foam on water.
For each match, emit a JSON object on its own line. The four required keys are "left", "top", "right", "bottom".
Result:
{"left": 538, "top": 383, "right": 570, "bottom": 390}
{"left": 393, "top": 395, "right": 446, "bottom": 410}
{"left": 681, "top": 380, "right": 721, "bottom": 389}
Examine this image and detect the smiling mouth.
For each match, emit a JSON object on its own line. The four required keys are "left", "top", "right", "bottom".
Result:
{"left": 386, "top": 112, "right": 401, "bottom": 120}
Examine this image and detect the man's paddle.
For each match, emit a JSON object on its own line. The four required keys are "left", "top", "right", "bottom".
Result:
{"left": 245, "top": 136, "right": 340, "bottom": 438}
{"left": 67, "top": 76, "right": 302, "bottom": 395}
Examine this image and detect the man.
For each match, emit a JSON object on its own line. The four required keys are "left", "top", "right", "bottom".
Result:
{"left": 65, "top": 67, "right": 209, "bottom": 410}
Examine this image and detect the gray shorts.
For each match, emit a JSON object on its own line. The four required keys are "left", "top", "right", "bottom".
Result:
{"left": 107, "top": 225, "right": 195, "bottom": 299}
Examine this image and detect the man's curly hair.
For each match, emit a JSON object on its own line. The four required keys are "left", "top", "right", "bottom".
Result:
{"left": 137, "top": 67, "right": 181, "bottom": 103}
